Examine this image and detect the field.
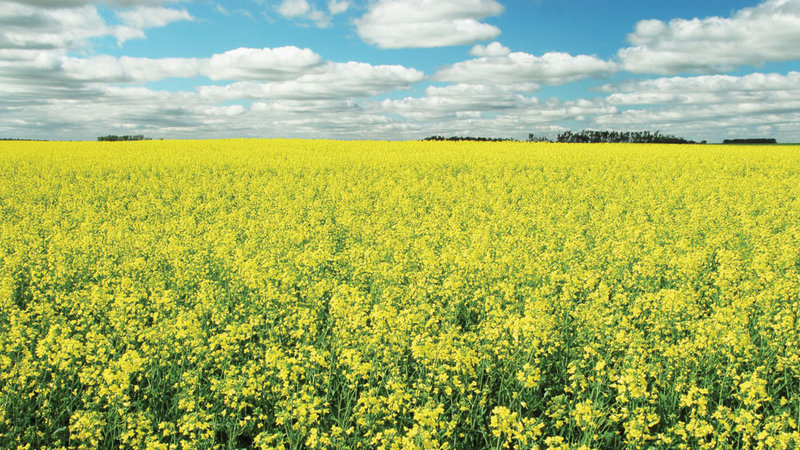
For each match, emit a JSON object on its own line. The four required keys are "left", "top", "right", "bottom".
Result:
{"left": 1, "top": 139, "right": 799, "bottom": 449}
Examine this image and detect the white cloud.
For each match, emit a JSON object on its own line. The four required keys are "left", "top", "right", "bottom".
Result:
{"left": 0, "top": 47, "right": 426, "bottom": 140}
{"left": 600, "top": 72, "right": 800, "bottom": 123}
{"left": 116, "top": 6, "right": 193, "bottom": 29}
{"left": 214, "top": 5, "right": 253, "bottom": 18}
{"left": 605, "top": 72, "right": 800, "bottom": 105}
{"left": 0, "top": 3, "right": 132, "bottom": 50}
{"left": 60, "top": 55, "right": 201, "bottom": 83}
{"left": 470, "top": 41, "right": 510, "bottom": 57}
{"left": 204, "top": 46, "right": 323, "bottom": 81}
{"left": 0, "top": 83, "right": 406, "bottom": 140}
{"left": 596, "top": 103, "right": 800, "bottom": 128}
{"left": 0, "top": 46, "right": 325, "bottom": 89}
{"left": 0, "top": 2, "right": 192, "bottom": 51}
{"left": 162, "top": 46, "right": 321, "bottom": 81}
{"left": 374, "top": 69, "right": 800, "bottom": 142}
{"left": 8, "top": 0, "right": 177, "bottom": 6}
{"left": 378, "top": 82, "right": 617, "bottom": 135}
{"left": 619, "top": 0, "right": 800, "bottom": 74}
{"left": 0, "top": 49, "right": 102, "bottom": 104}
{"left": 355, "top": 0, "right": 503, "bottom": 48}
{"left": 594, "top": 71, "right": 800, "bottom": 141}
{"left": 381, "top": 84, "right": 532, "bottom": 121}
{"left": 434, "top": 48, "right": 617, "bottom": 87}
{"left": 4, "top": 67, "right": 800, "bottom": 142}
{"left": 197, "top": 62, "right": 424, "bottom": 100}
{"left": 275, "top": 0, "right": 339, "bottom": 27}
{"left": 306, "top": 9, "right": 329, "bottom": 27}
{"left": 327, "top": 0, "right": 349, "bottom": 15}
{"left": 277, "top": 0, "right": 310, "bottom": 18}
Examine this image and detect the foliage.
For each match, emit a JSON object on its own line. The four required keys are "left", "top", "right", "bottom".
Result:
{"left": 1, "top": 139, "right": 799, "bottom": 449}
{"left": 527, "top": 134, "right": 552, "bottom": 143}
{"left": 423, "top": 135, "right": 515, "bottom": 142}
{"left": 556, "top": 130, "right": 701, "bottom": 144}
{"left": 723, "top": 138, "right": 778, "bottom": 145}
{"left": 97, "top": 135, "right": 150, "bottom": 142}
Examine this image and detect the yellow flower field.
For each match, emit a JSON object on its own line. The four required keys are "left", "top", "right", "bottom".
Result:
{"left": 1, "top": 139, "right": 799, "bottom": 449}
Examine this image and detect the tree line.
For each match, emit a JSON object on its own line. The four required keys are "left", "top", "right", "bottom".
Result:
{"left": 722, "top": 138, "right": 777, "bottom": 145}
{"left": 97, "top": 135, "right": 151, "bottom": 142}
{"left": 551, "top": 130, "right": 704, "bottom": 144}
{"left": 423, "top": 130, "right": 708, "bottom": 144}
{"left": 423, "top": 135, "right": 515, "bottom": 142}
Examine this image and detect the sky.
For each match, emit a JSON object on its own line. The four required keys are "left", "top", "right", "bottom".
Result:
{"left": 2, "top": 0, "right": 800, "bottom": 142}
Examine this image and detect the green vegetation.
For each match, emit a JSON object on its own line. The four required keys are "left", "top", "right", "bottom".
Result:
{"left": 723, "top": 138, "right": 778, "bottom": 145}
{"left": 97, "top": 135, "right": 151, "bottom": 142}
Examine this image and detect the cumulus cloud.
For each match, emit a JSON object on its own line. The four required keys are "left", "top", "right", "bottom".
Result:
{"left": 0, "top": 84, "right": 407, "bottom": 141}
{"left": 327, "top": 0, "right": 349, "bottom": 15}
{"left": 204, "top": 46, "right": 323, "bottom": 81}
{"left": 434, "top": 47, "right": 617, "bottom": 87}
{"left": 619, "top": 0, "right": 800, "bottom": 74}
{"left": 8, "top": 0, "right": 177, "bottom": 7}
{"left": 275, "top": 0, "right": 345, "bottom": 27}
{"left": 375, "top": 68, "right": 800, "bottom": 142}
{"left": 116, "top": 6, "right": 193, "bottom": 29}
{"left": 0, "top": 3, "right": 134, "bottom": 50}
{"left": 594, "top": 71, "right": 800, "bottom": 141}
{"left": 380, "top": 91, "right": 614, "bottom": 139}
{"left": 197, "top": 62, "right": 424, "bottom": 101}
{"left": 0, "top": 46, "right": 422, "bottom": 117}
{"left": 0, "top": 49, "right": 105, "bottom": 105}
{"left": 92, "top": 47, "right": 319, "bottom": 82}
{"left": 355, "top": 0, "right": 503, "bottom": 48}
{"left": 60, "top": 55, "right": 202, "bottom": 83}
{"left": 381, "top": 84, "right": 531, "bottom": 121}
{"left": 470, "top": 41, "right": 510, "bottom": 57}
{"left": 0, "top": 41, "right": 422, "bottom": 104}
{"left": 277, "top": 0, "right": 310, "bottom": 18}
{"left": 378, "top": 82, "right": 617, "bottom": 133}
{"left": 0, "top": 85, "right": 202, "bottom": 139}
{"left": 596, "top": 103, "right": 800, "bottom": 128}
{"left": 0, "top": 2, "right": 192, "bottom": 51}
{"left": 604, "top": 72, "right": 800, "bottom": 105}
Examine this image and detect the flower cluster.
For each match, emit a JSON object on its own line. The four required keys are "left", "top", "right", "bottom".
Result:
{"left": 0, "top": 139, "right": 798, "bottom": 448}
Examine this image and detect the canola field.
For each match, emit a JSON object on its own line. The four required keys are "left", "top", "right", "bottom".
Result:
{"left": 1, "top": 139, "right": 799, "bottom": 449}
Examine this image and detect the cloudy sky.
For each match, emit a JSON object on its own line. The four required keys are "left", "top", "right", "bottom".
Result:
{"left": 2, "top": 0, "right": 800, "bottom": 142}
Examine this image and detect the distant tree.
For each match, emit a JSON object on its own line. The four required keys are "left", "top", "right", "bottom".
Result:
{"left": 527, "top": 133, "right": 552, "bottom": 142}
{"left": 555, "top": 129, "right": 699, "bottom": 144}
{"left": 423, "top": 135, "right": 514, "bottom": 142}
{"left": 722, "top": 138, "right": 777, "bottom": 145}
{"left": 97, "top": 134, "right": 150, "bottom": 142}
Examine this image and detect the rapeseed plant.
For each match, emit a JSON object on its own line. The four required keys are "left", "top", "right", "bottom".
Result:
{"left": 0, "top": 139, "right": 798, "bottom": 448}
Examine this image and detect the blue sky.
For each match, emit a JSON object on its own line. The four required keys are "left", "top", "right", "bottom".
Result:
{"left": 2, "top": 0, "right": 800, "bottom": 142}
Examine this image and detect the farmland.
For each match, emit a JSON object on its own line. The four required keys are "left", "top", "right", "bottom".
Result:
{"left": 1, "top": 139, "right": 799, "bottom": 449}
